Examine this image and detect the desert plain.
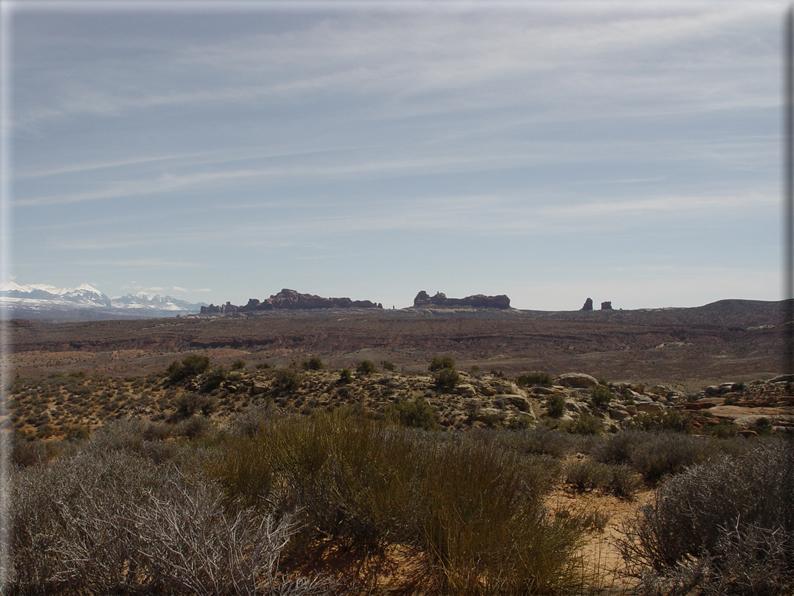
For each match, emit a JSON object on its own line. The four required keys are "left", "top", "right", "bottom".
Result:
{"left": 3, "top": 298, "right": 794, "bottom": 595}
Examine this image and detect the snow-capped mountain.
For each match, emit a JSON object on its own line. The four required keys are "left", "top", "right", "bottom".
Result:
{"left": 0, "top": 283, "right": 206, "bottom": 321}
{"left": 112, "top": 291, "right": 201, "bottom": 312}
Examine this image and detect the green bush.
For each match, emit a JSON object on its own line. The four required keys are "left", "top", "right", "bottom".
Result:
{"left": 517, "top": 372, "right": 553, "bottom": 388}
{"left": 380, "top": 360, "right": 396, "bottom": 372}
{"left": 199, "top": 366, "right": 227, "bottom": 392}
{"left": 567, "top": 414, "right": 603, "bottom": 435}
{"left": 709, "top": 421, "right": 739, "bottom": 438}
{"left": 429, "top": 356, "right": 456, "bottom": 372}
{"left": 180, "top": 354, "right": 211, "bottom": 377}
{"left": 230, "top": 359, "right": 246, "bottom": 371}
{"left": 418, "top": 439, "right": 586, "bottom": 593}
{"left": 591, "top": 385, "right": 612, "bottom": 409}
{"left": 434, "top": 367, "right": 460, "bottom": 391}
{"left": 338, "top": 368, "right": 353, "bottom": 385}
{"left": 167, "top": 354, "right": 211, "bottom": 383}
{"left": 356, "top": 359, "right": 377, "bottom": 375}
{"left": 388, "top": 397, "right": 438, "bottom": 430}
{"left": 173, "top": 393, "right": 218, "bottom": 420}
{"left": 271, "top": 368, "right": 303, "bottom": 394}
{"left": 64, "top": 424, "right": 90, "bottom": 442}
{"left": 546, "top": 394, "right": 567, "bottom": 418}
{"left": 631, "top": 409, "right": 692, "bottom": 433}
{"left": 301, "top": 357, "right": 325, "bottom": 371}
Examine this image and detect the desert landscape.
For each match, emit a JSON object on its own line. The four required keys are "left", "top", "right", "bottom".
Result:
{"left": 3, "top": 296, "right": 794, "bottom": 594}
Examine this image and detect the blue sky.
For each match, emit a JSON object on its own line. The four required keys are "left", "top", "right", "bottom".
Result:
{"left": 5, "top": 1, "right": 788, "bottom": 310}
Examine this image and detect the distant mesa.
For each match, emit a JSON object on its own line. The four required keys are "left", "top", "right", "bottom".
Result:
{"left": 581, "top": 298, "right": 594, "bottom": 311}
{"left": 601, "top": 301, "right": 613, "bottom": 310}
{"left": 200, "top": 289, "right": 382, "bottom": 314}
{"left": 412, "top": 290, "right": 510, "bottom": 309}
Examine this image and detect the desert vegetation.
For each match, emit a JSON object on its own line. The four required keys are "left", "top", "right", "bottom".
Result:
{"left": 4, "top": 354, "right": 794, "bottom": 594}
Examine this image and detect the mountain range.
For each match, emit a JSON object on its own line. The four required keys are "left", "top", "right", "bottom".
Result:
{"left": 0, "top": 283, "right": 206, "bottom": 322}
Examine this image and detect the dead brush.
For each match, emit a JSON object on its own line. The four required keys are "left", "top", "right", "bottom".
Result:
{"left": 7, "top": 449, "right": 336, "bottom": 596}
{"left": 618, "top": 440, "right": 794, "bottom": 594}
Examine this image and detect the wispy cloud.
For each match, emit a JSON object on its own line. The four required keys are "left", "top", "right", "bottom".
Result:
{"left": 14, "top": 6, "right": 779, "bottom": 128}
{"left": 74, "top": 258, "right": 200, "bottom": 268}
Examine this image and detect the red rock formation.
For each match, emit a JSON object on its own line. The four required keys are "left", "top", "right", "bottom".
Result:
{"left": 413, "top": 291, "right": 510, "bottom": 309}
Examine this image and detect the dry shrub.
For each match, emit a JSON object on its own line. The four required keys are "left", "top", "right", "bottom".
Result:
{"left": 623, "top": 431, "right": 714, "bottom": 482}
{"left": 564, "top": 460, "right": 641, "bottom": 499}
{"left": 565, "top": 460, "right": 612, "bottom": 492}
{"left": 619, "top": 440, "right": 794, "bottom": 594}
{"left": 7, "top": 449, "right": 333, "bottom": 596}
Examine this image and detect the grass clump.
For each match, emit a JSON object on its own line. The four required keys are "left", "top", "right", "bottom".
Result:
{"left": 207, "top": 412, "right": 590, "bottom": 594}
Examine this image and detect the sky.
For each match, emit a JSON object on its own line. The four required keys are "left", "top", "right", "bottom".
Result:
{"left": 4, "top": 0, "right": 790, "bottom": 310}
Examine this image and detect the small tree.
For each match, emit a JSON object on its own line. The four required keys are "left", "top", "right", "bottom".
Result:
{"left": 167, "top": 354, "right": 211, "bottom": 383}
{"left": 546, "top": 394, "right": 566, "bottom": 418}
{"left": 181, "top": 354, "right": 211, "bottom": 377}
{"left": 591, "top": 385, "right": 612, "bottom": 409}
{"left": 356, "top": 360, "right": 377, "bottom": 375}
{"left": 434, "top": 368, "right": 460, "bottom": 391}
{"left": 272, "top": 368, "right": 302, "bottom": 393}
{"left": 200, "top": 366, "right": 228, "bottom": 392}
{"left": 339, "top": 368, "right": 353, "bottom": 385}
{"left": 301, "top": 357, "right": 325, "bottom": 371}
{"left": 429, "top": 356, "right": 456, "bottom": 372}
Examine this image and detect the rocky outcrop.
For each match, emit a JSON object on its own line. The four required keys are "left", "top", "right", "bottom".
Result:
{"left": 581, "top": 298, "right": 593, "bottom": 311}
{"left": 201, "top": 289, "right": 382, "bottom": 314}
{"left": 258, "top": 289, "right": 382, "bottom": 310}
{"left": 201, "top": 301, "right": 239, "bottom": 315}
{"left": 601, "top": 301, "right": 613, "bottom": 310}
{"left": 554, "top": 372, "right": 599, "bottom": 388}
{"left": 413, "top": 291, "right": 510, "bottom": 309}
